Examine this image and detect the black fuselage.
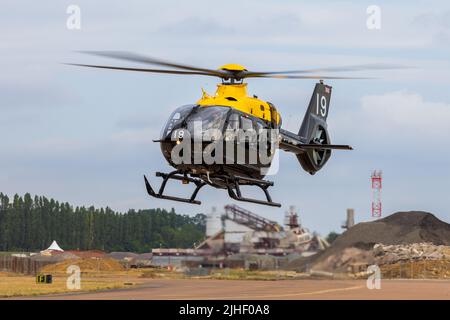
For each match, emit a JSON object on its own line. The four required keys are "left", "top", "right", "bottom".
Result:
{"left": 159, "top": 104, "right": 277, "bottom": 188}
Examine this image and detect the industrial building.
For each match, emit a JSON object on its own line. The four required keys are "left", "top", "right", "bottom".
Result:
{"left": 151, "top": 205, "right": 329, "bottom": 269}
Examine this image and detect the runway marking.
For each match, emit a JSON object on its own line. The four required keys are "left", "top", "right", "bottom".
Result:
{"left": 156, "top": 285, "right": 365, "bottom": 300}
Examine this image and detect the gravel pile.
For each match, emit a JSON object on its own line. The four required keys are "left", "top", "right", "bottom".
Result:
{"left": 374, "top": 242, "right": 450, "bottom": 264}
{"left": 327, "top": 211, "right": 450, "bottom": 252}
{"left": 288, "top": 211, "right": 450, "bottom": 272}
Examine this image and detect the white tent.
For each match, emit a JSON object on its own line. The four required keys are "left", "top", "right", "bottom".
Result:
{"left": 46, "top": 240, "right": 64, "bottom": 252}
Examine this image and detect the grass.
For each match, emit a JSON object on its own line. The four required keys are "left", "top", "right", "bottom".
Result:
{"left": 0, "top": 270, "right": 144, "bottom": 298}
{"left": 0, "top": 251, "right": 25, "bottom": 256}
{"left": 206, "top": 269, "right": 308, "bottom": 280}
{"left": 1, "top": 268, "right": 304, "bottom": 298}
{"left": 140, "top": 267, "right": 307, "bottom": 281}
{"left": 140, "top": 268, "right": 185, "bottom": 279}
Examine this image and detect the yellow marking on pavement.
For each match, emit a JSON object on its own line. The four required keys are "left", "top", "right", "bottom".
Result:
{"left": 156, "top": 285, "right": 365, "bottom": 300}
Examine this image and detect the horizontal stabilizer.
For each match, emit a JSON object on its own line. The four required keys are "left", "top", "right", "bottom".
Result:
{"left": 279, "top": 129, "right": 352, "bottom": 154}
{"left": 279, "top": 141, "right": 352, "bottom": 154}
{"left": 296, "top": 143, "right": 353, "bottom": 150}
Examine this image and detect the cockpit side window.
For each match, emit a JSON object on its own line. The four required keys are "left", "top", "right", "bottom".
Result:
{"left": 161, "top": 104, "right": 195, "bottom": 139}
{"left": 187, "top": 107, "right": 229, "bottom": 131}
{"left": 172, "top": 112, "right": 181, "bottom": 120}
{"left": 240, "top": 116, "right": 254, "bottom": 131}
{"left": 255, "top": 121, "right": 264, "bottom": 134}
{"left": 185, "top": 106, "right": 230, "bottom": 141}
{"left": 227, "top": 113, "right": 240, "bottom": 130}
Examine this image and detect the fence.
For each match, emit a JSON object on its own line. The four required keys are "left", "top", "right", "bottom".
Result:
{"left": 0, "top": 256, "right": 53, "bottom": 275}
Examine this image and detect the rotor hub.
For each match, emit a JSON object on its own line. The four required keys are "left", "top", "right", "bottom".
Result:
{"left": 218, "top": 64, "right": 248, "bottom": 72}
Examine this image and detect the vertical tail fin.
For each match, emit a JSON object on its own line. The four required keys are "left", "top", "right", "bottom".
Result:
{"left": 297, "top": 82, "right": 333, "bottom": 174}
{"left": 298, "top": 81, "right": 332, "bottom": 139}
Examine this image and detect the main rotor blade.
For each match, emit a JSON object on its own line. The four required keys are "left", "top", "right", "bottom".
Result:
{"left": 241, "top": 63, "right": 411, "bottom": 78}
{"left": 247, "top": 74, "right": 372, "bottom": 79}
{"left": 67, "top": 63, "right": 372, "bottom": 80}
{"left": 65, "top": 63, "right": 220, "bottom": 77}
{"left": 79, "top": 51, "right": 230, "bottom": 78}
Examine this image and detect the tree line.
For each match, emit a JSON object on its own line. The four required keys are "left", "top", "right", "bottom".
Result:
{"left": 0, "top": 192, "right": 206, "bottom": 253}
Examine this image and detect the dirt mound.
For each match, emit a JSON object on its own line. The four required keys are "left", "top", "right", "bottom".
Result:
{"left": 0, "top": 272, "right": 15, "bottom": 277}
{"left": 288, "top": 211, "right": 450, "bottom": 272}
{"left": 65, "top": 250, "right": 106, "bottom": 259}
{"left": 30, "top": 252, "right": 80, "bottom": 263}
{"left": 332, "top": 211, "right": 450, "bottom": 251}
{"left": 311, "top": 247, "right": 375, "bottom": 273}
{"left": 107, "top": 252, "right": 139, "bottom": 260}
{"left": 40, "top": 258, "right": 124, "bottom": 273}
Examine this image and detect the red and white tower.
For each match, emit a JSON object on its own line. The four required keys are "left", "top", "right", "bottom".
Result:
{"left": 371, "top": 170, "right": 382, "bottom": 217}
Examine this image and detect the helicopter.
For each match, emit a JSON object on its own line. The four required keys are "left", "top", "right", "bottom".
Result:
{"left": 68, "top": 52, "right": 400, "bottom": 207}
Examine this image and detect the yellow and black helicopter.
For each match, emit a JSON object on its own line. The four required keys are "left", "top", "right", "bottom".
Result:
{"left": 69, "top": 52, "right": 398, "bottom": 207}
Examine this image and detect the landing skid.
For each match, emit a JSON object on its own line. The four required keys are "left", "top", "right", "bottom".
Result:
{"left": 144, "top": 170, "right": 206, "bottom": 205}
{"left": 224, "top": 175, "right": 281, "bottom": 207}
{"left": 143, "top": 170, "right": 281, "bottom": 207}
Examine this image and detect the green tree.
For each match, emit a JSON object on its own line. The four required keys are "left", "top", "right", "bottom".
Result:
{"left": 0, "top": 192, "right": 205, "bottom": 253}
{"left": 325, "top": 231, "right": 340, "bottom": 244}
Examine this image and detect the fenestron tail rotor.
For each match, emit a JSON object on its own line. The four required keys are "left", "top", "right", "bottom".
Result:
{"left": 67, "top": 51, "right": 411, "bottom": 80}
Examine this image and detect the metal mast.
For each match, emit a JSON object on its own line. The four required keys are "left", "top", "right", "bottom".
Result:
{"left": 371, "top": 170, "right": 382, "bottom": 217}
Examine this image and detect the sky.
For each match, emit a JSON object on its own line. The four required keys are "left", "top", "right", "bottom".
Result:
{"left": 1, "top": 0, "right": 450, "bottom": 236}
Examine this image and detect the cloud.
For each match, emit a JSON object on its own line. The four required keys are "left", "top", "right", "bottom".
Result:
{"left": 0, "top": 81, "right": 80, "bottom": 109}
{"left": 1, "top": 0, "right": 450, "bottom": 234}
{"left": 411, "top": 10, "right": 450, "bottom": 48}
{"left": 116, "top": 114, "right": 160, "bottom": 130}
{"left": 333, "top": 90, "right": 450, "bottom": 162}
{"left": 159, "top": 17, "right": 236, "bottom": 36}
{"left": 412, "top": 10, "right": 450, "bottom": 30}
{"left": 360, "top": 91, "right": 450, "bottom": 139}
{"left": 111, "top": 127, "right": 158, "bottom": 145}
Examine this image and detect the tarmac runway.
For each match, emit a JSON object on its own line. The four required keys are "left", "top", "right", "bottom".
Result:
{"left": 15, "top": 279, "right": 450, "bottom": 300}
